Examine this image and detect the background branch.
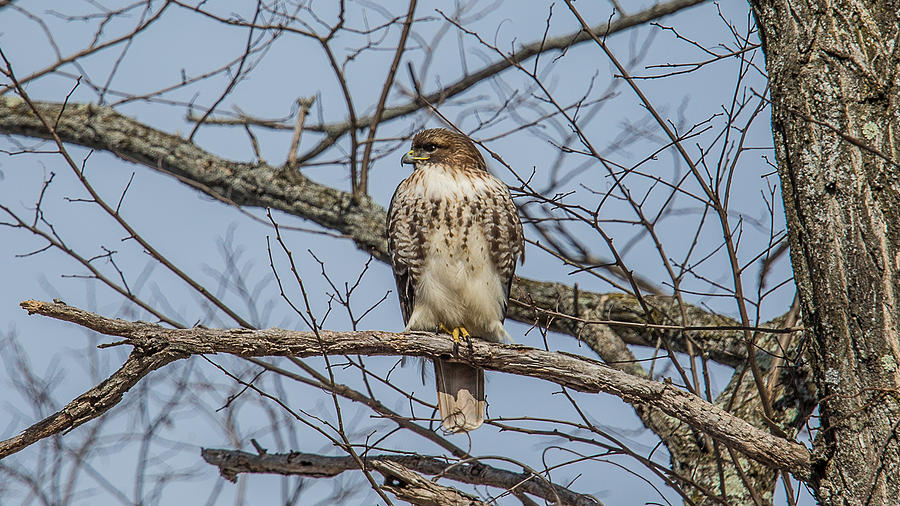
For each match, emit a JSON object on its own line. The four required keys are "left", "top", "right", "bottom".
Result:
{"left": 201, "top": 449, "right": 594, "bottom": 506}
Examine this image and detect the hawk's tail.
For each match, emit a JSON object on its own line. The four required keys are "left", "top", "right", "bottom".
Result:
{"left": 433, "top": 359, "right": 485, "bottom": 432}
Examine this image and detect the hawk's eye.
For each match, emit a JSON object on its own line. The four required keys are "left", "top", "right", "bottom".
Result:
{"left": 422, "top": 143, "right": 438, "bottom": 152}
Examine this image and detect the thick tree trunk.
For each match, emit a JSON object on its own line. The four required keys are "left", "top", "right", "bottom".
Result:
{"left": 751, "top": 1, "right": 900, "bottom": 503}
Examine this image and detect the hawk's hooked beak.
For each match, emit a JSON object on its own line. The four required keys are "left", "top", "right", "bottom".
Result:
{"left": 401, "top": 150, "right": 429, "bottom": 166}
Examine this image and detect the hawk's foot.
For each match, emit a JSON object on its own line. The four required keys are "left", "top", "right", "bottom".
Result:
{"left": 438, "top": 325, "right": 470, "bottom": 355}
{"left": 438, "top": 324, "right": 455, "bottom": 341}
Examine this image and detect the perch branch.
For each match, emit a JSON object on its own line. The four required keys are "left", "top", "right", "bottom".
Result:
{"left": 7, "top": 299, "right": 811, "bottom": 480}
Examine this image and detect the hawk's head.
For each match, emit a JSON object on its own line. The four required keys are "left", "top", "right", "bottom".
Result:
{"left": 401, "top": 128, "right": 487, "bottom": 172}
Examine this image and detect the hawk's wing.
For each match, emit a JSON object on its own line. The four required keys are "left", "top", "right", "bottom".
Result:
{"left": 386, "top": 179, "right": 420, "bottom": 325}
{"left": 483, "top": 178, "right": 525, "bottom": 320}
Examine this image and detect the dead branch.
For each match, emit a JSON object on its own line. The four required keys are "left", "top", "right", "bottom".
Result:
{"left": 0, "top": 346, "right": 183, "bottom": 460}
{"left": 374, "top": 461, "right": 485, "bottom": 506}
{"left": 201, "top": 449, "right": 595, "bottom": 506}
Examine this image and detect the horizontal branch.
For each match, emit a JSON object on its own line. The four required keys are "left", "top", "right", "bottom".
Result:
{"left": 202, "top": 448, "right": 594, "bottom": 506}
{"left": 14, "top": 300, "right": 811, "bottom": 480}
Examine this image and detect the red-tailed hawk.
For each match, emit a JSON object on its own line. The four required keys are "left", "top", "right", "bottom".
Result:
{"left": 387, "top": 128, "right": 525, "bottom": 432}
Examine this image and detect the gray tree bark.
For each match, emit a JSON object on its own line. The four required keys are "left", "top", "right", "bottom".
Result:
{"left": 751, "top": 0, "right": 900, "bottom": 503}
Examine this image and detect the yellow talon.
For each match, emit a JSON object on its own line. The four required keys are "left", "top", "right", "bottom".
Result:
{"left": 438, "top": 325, "right": 469, "bottom": 345}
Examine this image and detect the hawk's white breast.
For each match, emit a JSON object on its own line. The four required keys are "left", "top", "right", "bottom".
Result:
{"left": 403, "top": 164, "right": 511, "bottom": 343}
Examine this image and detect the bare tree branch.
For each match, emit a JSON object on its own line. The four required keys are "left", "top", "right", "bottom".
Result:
{"left": 373, "top": 461, "right": 485, "bottom": 506}
{"left": 201, "top": 449, "right": 594, "bottom": 506}
{"left": 357, "top": 0, "right": 417, "bottom": 196}
{"left": 189, "top": 0, "right": 709, "bottom": 139}
{"left": 0, "top": 345, "right": 182, "bottom": 461}
{"left": 8, "top": 299, "right": 811, "bottom": 479}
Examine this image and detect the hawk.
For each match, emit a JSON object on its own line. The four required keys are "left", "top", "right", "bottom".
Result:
{"left": 387, "top": 128, "right": 525, "bottom": 432}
